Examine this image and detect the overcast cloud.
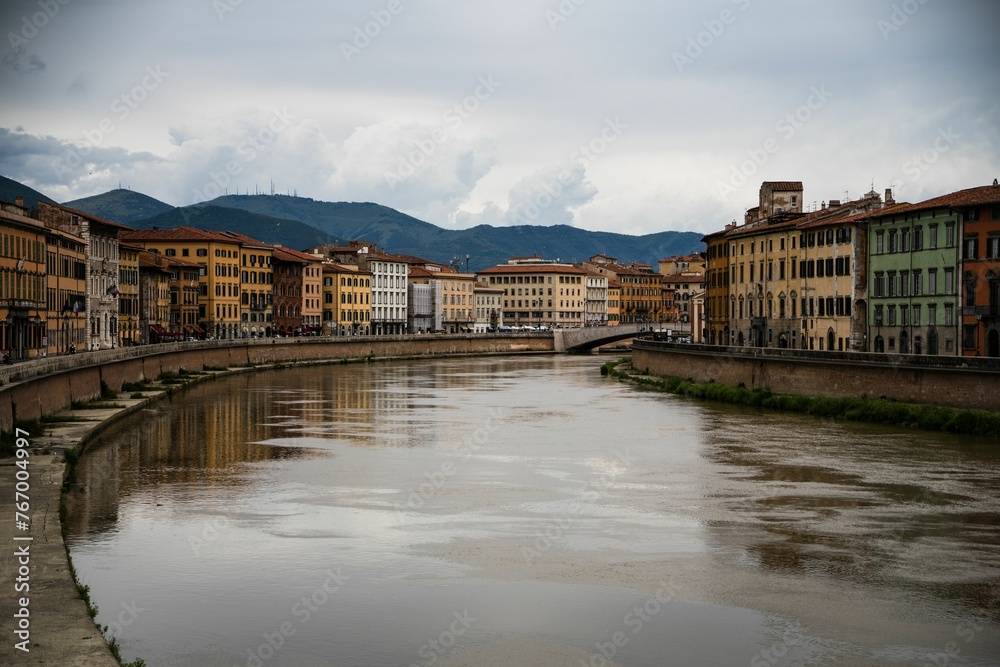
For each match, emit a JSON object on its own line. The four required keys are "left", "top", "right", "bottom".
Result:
{"left": 0, "top": 0, "right": 998, "bottom": 235}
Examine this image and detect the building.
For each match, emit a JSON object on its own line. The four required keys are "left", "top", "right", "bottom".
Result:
{"left": 658, "top": 254, "right": 706, "bottom": 276}
{"left": 272, "top": 246, "right": 324, "bottom": 336}
{"left": 43, "top": 224, "right": 87, "bottom": 356}
{"left": 702, "top": 227, "right": 732, "bottom": 344}
{"left": 1, "top": 199, "right": 49, "bottom": 360}
{"left": 795, "top": 193, "right": 882, "bottom": 352}
{"left": 585, "top": 257, "right": 665, "bottom": 326}
{"left": 321, "top": 262, "right": 372, "bottom": 336}
{"left": 867, "top": 183, "right": 1000, "bottom": 357}
{"left": 37, "top": 202, "right": 130, "bottom": 350}
{"left": 121, "top": 227, "right": 245, "bottom": 340}
{"left": 314, "top": 242, "right": 408, "bottom": 335}
{"left": 440, "top": 271, "right": 477, "bottom": 333}
{"left": 955, "top": 183, "right": 1000, "bottom": 357}
{"left": 406, "top": 266, "right": 442, "bottom": 333}
{"left": 583, "top": 270, "right": 609, "bottom": 326}
{"left": 607, "top": 279, "right": 621, "bottom": 326}
{"left": 477, "top": 260, "right": 588, "bottom": 328}
{"left": 118, "top": 243, "right": 141, "bottom": 346}
{"left": 473, "top": 283, "right": 504, "bottom": 333}
{"left": 663, "top": 272, "right": 705, "bottom": 327}
{"left": 218, "top": 231, "right": 274, "bottom": 338}
{"left": 868, "top": 197, "right": 962, "bottom": 356}
{"left": 137, "top": 250, "right": 174, "bottom": 343}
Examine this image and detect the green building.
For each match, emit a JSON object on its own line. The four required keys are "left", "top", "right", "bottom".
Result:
{"left": 868, "top": 200, "right": 962, "bottom": 355}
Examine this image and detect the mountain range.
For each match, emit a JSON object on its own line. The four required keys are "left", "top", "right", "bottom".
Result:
{"left": 3, "top": 176, "right": 705, "bottom": 271}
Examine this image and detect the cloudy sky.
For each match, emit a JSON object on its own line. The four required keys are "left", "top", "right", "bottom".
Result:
{"left": 1, "top": 0, "right": 998, "bottom": 235}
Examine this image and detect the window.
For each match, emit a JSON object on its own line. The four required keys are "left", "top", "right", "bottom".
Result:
{"left": 913, "top": 227, "right": 923, "bottom": 251}
{"left": 912, "top": 304, "right": 920, "bottom": 326}
{"left": 900, "top": 305, "right": 908, "bottom": 327}
{"left": 929, "top": 269, "right": 938, "bottom": 295}
{"left": 964, "top": 236, "right": 978, "bottom": 260}
{"left": 963, "top": 325, "right": 977, "bottom": 350}
{"left": 946, "top": 223, "right": 956, "bottom": 247}
{"left": 874, "top": 272, "right": 885, "bottom": 298}
{"left": 945, "top": 303, "right": 954, "bottom": 326}
{"left": 876, "top": 231, "right": 884, "bottom": 254}
{"left": 930, "top": 226, "right": 938, "bottom": 249}
{"left": 912, "top": 270, "right": 922, "bottom": 296}
{"left": 944, "top": 268, "right": 954, "bottom": 295}
{"left": 888, "top": 231, "right": 897, "bottom": 253}
{"left": 874, "top": 305, "right": 884, "bottom": 326}
{"left": 888, "top": 271, "right": 897, "bottom": 297}
{"left": 988, "top": 236, "right": 1000, "bottom": 259}
{"left": 928, "top": 303, "right": 937, "bottom": 324}
{"left": 888, "top": 306, "right": 896, "bottom": 326}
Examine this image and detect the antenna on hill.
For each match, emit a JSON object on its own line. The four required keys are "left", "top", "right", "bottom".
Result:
{"left": 270, "top": 179, "right": 275, "bottom": 196}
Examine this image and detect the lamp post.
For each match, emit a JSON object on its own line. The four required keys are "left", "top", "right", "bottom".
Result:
{"left": 465, "top": 254, "right": 470, "bottom": 274}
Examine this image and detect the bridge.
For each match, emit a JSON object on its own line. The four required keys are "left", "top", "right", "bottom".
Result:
{"left": 552, "top": 323, "right": 691, "bottom": 353}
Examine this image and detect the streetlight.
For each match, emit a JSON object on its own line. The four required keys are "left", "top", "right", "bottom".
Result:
{"left": 465, "top": 254, "right": 470, "bottom": 273}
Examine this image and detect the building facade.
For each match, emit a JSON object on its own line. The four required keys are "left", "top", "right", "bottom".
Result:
{"left": 44, "top": 225, "right": 87, "bottom": 356}
{"left": 477, "top": 262, "right": 588, "bottom": 328}
{"left": 38, "top": 202, "right": 129, "bottom": 350}
{"left": 118, "top": 243, "right": 141, "bottom": 346}
{"left": 1, "top": 200, "right": 48, "bottom": 360}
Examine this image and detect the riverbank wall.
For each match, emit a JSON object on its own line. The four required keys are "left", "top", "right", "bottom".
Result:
{"left": 0, "top": 333, "right": 553, "bottom": 432}
{"left": 631, "top": 340, "right": 1000, "bottom": 412}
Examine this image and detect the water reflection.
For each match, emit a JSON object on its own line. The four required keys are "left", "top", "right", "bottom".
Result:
{"left": 699, "top": 408, "right": 1000, "bottom": 619}
{"left": 64, "top": 356, "right": 1000, "bottom": 666}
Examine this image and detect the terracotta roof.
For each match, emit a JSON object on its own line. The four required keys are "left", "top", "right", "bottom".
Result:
{"left": 478, "top": 264, "right": 586, "bottom": 276}
{"left": 272, "top": 246, "right": 322, "bottom": 264}
{"left": 407, "top": 266, "right": 435, "bottom": 279}
{"left": 764, "top": 181, "right": 804, "bottom": 192}
{"left": 872, "top": 184, "right": 1000, "bottom": 217}
{"left": 123, "top": 226, "right": 241, "bottom": 243}
{"left": 39, "top": 201, "right": 133, "bottom": 231}
{"left": 663, "top": 273, "right": 705, "bottom": 284}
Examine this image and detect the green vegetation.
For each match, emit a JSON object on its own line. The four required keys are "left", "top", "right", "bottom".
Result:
{"left": 71, "top": 401, "right": 126, "bottom": 410}
{"left": 603, "top": 359, "right": 1000, "bottom": 438}
{"left": 122, "top": 381, "right": 154, "bottom": 392}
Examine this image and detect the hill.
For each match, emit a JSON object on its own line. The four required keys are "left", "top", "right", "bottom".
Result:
{"left": 204, "top": 194, "right": 704, "bottom": 270}
{"left": 63, "top": 188, "right": 174, "bottom": 224}
{"left": 131, "top": 205, "right": 338, "bottom": 249}
{"left": 0, "top": 174, "right": 57, "bottom": 210}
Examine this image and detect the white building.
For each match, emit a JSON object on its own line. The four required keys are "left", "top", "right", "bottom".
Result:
{"left": 474, "top": 283, "right": 504, "bottom": 332}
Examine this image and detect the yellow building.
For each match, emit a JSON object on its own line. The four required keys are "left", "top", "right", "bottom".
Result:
{"left": 607, "top": 279, "right": 621, "bottom": 326}
{"left": 1, "top": 199, "right": 48, "bottom": 361}
{"left": 225, "top": 232, "right": 274, "bottom": 338}
{"left": 44, "top": 225, "right": 87, "bottom": 356}
{"left": 118, "top": 243, "right": 141, "bottom": 346}
{"left": 121, "top": 227, "right": 244, "bottom": 339}
{"left": 439, "top": 271, "right": 477, "bottom": 333}
{"left": 322, "top": 263, "right": 371, "bottom": 335}
{"left": 477, "top": 261, "right": 587, "bottom": 328}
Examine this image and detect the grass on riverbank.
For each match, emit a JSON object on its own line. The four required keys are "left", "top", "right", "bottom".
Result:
{"left": 602, "top": 358, "right": 1000, "bottom": 438}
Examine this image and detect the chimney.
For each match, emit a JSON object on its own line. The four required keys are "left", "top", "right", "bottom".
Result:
{"left": 828, "top": 200, "right": 841, "bottom": 209}
{"left": 885, "top": 188, "right": 894, "bottom": 205}
{"left": 15, "top": 196, "right": 23, "bottom": 208}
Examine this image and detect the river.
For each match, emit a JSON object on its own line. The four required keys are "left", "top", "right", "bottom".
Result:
{"left": 64, "top": 355, "right": 1000, "bottom": 666}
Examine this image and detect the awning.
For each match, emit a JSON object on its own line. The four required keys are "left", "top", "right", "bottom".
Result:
{"left": 192, "top": 325, "right": 205, "bottom": 334}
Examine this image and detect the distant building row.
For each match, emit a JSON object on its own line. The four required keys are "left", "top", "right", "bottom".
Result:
{"left": 702, "top": 180, "right": 1000, "bottom": 357}
{"left": 0, "top": 197, "right": 706, "bottom": 360}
